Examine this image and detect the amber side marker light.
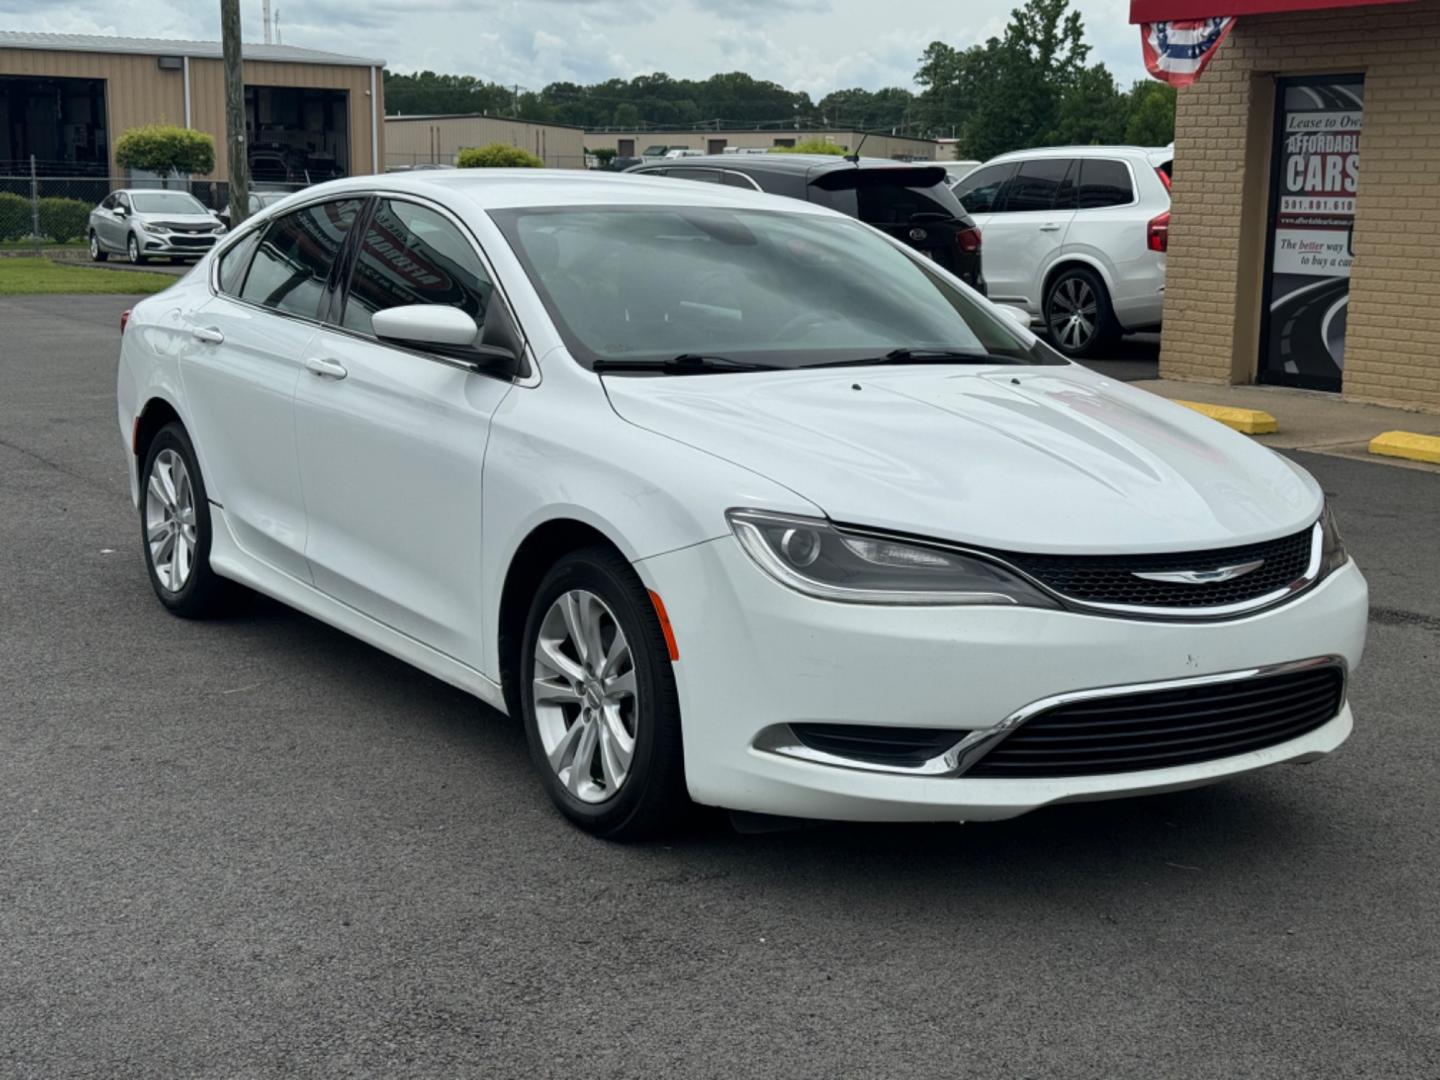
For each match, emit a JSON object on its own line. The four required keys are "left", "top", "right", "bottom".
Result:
{"left": 648, "top": 590, "right": 680, "bottom": 662}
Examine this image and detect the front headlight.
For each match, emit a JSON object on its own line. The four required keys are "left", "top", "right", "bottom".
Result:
{"left": 727, "top": 509, "right": 1059, "bottom": 607}
{"left": 1319, "top": 502, "right": 1348, "bottom": 576}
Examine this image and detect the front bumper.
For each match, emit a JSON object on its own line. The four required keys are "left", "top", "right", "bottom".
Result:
{"left": 137, "top": 231, "right": 220, "bottom": 256}
{"left": 637, "top": 537, "right": 1368, "bottom": 823}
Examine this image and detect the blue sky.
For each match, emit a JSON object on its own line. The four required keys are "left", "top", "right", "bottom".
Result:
{"left": 11, "top": 0, "right": 1147, "bottom": 97}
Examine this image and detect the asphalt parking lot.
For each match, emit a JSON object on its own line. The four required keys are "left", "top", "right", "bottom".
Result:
{"left": 2, "top": 294, "right": 1436, "bottom": 1078}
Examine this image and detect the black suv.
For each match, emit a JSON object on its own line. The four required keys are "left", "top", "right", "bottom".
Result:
{"left": 627, "top": 155, "right": 984, "bottom": 292}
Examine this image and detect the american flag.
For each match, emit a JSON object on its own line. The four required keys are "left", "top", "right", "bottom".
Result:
{"left": 1140, "top": 17, "right": 1238, "bottom": 86}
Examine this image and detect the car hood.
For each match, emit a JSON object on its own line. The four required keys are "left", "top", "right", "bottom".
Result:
{"left": 137, "top": 213, "right": 219, "bottom": 227}
{"left": 602, "top": 364, "right": 1321, "bottom": 555}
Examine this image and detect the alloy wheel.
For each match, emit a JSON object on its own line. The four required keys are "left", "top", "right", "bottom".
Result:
{"left": 531, "top": 589, "right": 638, "bottom": 804}
{"left": 128, "top": 235, "right": 140, "bottom": 264}
{"left": 89, "top": 233, "right": 99, "bottom": 259}
{"left": 145, "top": 449, "right": 198, "bottom": 592}
{"left": 1048, "top": 276, "right": 1098, "bottom": 352}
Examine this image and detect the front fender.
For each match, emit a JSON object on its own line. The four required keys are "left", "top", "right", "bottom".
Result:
{"left": 478, "top": 361, "right": 818, "bottom": 678}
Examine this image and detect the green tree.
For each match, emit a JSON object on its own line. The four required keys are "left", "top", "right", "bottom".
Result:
{"left": 1049, "top": 64, "right": 1126, "bottom": 145}
{"left": 1124, "top": 80, "right": 1177, "bottom": 145}
{"left": 114, "top": 125, "right": 215, "bottom": 184}
{"left": 456, "top": 143, "right": 545, "bottom": 168}
{"left": 817, "top": 86, "right": 916, "bottom": 131}
{"left": 770, "top": 138, "right": 847, "bottom": 155}
{"left": 915, "top": 0, "right": 1098, "bottom": 156}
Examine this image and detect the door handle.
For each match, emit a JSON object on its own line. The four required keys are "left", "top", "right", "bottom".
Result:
{"left": 1039, "top": 223, "right": 1063, "bottom": 232}
{"left": 191, "top": 326, "right": 225, "bottom": 344}
{"left": 304, "top": 356, "right": 348, "bottom": 380}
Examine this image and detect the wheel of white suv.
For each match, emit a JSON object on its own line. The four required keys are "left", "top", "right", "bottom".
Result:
{"left": 140, "top": 422, "right": 235, "bottom": 618}
{"left": 89, "top": 231, "right": 108, "bottom": 262}
{"left": 127, "top": 233, "right": 147, "bottom": 265}
{"left": 1044, "top": 266, "right": 1118, "bottom": 358}
{"left": 519, "top": 546, "right": 688, "bottom": 839}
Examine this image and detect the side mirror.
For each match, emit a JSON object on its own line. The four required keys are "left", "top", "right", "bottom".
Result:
{"left": 373, "top": 304, "right": 481, "bottom": 347}
{"left": 114, "top": 204, "right": 129, "bottom": 217}
{"left": 996, "top": 304, "right": 1033, "bottom": 333}
{"left": 372, "top": 303, "right": 523, "bottom": 376}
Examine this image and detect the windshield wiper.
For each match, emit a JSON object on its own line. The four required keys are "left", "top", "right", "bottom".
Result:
{"left": 593, "top": 354, "right": 778, "bottom": 375}
{"left": 809, "top": 348, "right": 1013, "bottom": 369}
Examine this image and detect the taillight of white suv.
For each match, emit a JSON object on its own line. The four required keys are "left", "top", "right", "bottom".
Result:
{"left": 1147, "top": 211, "right": 1170, "bottom": 253}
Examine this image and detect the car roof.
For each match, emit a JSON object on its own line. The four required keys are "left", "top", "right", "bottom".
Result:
{"left": 629, "top": 153, "right": 944, "bottom": 178}
{"left": 981, "top": 145, "right": 1172, "bottom": 165}
{"left": 256, "top": 169, "right": 846, "bottom": 217}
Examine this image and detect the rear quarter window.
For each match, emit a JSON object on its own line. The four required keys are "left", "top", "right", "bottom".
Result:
{"left": 1078, "top": 160, "right": 1135, "bottom": 209}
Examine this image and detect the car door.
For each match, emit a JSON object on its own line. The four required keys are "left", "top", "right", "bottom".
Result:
{"left": 178, "top": 197, "right": 364, "bottom": 581}
{"left": 963, "top": 158, "right": 1077, "bottom": 312}
{"left": 292, "top": 195, "right": 515, "bottom": 668}
{"left": 103, "top": 193, "right": 130, "bottom": 250}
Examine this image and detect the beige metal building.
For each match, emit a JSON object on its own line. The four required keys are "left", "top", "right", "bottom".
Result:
{"left": 0, "top": 31, "right": 384, "bottom": 180}
{"left": 385, "top": 114, "right": 587, "bottom": 170}
{"left": 584, "top": 128, "right": 941, "bottom": 162}
{"left": 1149, "top": 0, "right": 1440, "bottom": 409}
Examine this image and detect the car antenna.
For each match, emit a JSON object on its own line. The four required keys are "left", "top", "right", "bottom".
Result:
{"left": 844, "top": 131, "right": 869, "bottom": 164}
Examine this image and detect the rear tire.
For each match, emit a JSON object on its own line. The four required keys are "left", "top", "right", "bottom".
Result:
{"left": 519, "top": 546, "right": 688, "bottom": 840}
{"left": 1044, "top": 266, "right": 1118, "bottom": 358}
{"left": 89, "top": 231, "right": 108, "bottom": 262}
{"left": 139, "top": 423, "right": 236, "bottom": 618}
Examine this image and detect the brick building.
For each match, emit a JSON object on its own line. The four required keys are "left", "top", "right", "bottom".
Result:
{"left": 1136, "top": 0, "right": 1440, "bottom": 410}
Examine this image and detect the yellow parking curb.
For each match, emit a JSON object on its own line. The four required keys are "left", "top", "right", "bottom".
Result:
{"left": 1173, "top": 400, "right": 1279, "bottom": 435}
{"left": 1369, "top": 430, "right": 1440, "bottom": 465}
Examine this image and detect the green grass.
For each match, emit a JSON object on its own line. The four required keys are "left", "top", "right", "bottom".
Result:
{"left": 0, "top": 258, "right": 177, "bottom": 296}
{"left": 0, "top": 239, "right": 87, "bottom": 251}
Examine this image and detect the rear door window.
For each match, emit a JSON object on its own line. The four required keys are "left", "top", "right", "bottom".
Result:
{"left": 1077, "top": 160, "right": 1135, "bottom": 209}
{"left": 239, "top": 199, "right": 363, "bottom": 318}
{"left": 339, "top": 199, "right": 493, "bottom": 337}
{"left": 1000, "top": 159, "right": 1072, "bottom": 213}
{"left": 667, "top": 168, "right": 723, "bottom": 184}
{"left": 810, "top": 169, "right": 966, "bottom": 224}
{"left": 953, "top": 163, "right": 1016, "bottom": 214}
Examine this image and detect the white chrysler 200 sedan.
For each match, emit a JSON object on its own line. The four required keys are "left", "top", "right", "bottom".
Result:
{"left": 116, "top": 171, "right": 1368, "bottom": 838}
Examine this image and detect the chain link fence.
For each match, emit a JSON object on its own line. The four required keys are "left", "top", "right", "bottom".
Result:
{"left": 0, "top": 162, "right": 309, "bottom": 258}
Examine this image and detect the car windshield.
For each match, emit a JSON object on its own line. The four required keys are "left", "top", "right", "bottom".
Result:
{"left": 130, "top": 192, "right": 207, "bottom": 214}
{"left": 491, "top": 205, "right": 1060, "bottom": 370}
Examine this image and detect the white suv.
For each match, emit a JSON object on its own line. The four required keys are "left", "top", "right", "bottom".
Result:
{"left": 954, "top": 146, "right": 1172, "bottom": 357}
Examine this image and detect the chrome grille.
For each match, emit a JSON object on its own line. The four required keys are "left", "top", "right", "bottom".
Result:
{"left": 1004, "top": 525, "right": 1317, "bottom": 611}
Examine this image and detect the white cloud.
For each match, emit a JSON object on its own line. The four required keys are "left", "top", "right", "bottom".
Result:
{"left": 2, "top": 0, "right": 1149, "bottom": 93}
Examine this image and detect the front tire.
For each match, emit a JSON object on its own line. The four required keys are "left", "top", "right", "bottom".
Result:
{"left": 1044, "top": 267, "right": 1117, "bottom": 358}
{"left": 140, "top": 423, "right": 234, "bottom": 618}
{"left": 128, "top": 234, "right": 147, "bottom": 265}
{"left": 519, "top": 546, "right": 688, "bottom": 839}
{"left": 89, "top": 231, "right": 108, "bottom": 262}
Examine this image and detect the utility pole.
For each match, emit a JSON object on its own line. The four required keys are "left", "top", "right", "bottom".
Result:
{"left": 221, "top": 0, "right": 250, "bottom": 228}
{"left": 262, "top": 0, "right": 272, "bottom": 44}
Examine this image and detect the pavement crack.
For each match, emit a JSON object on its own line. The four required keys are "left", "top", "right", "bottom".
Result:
{"left": 1369, "top": 605, "right": 1440, "bottom": 633}
{"left": 0, "top": 433, "right": 120, "bottom": 496}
